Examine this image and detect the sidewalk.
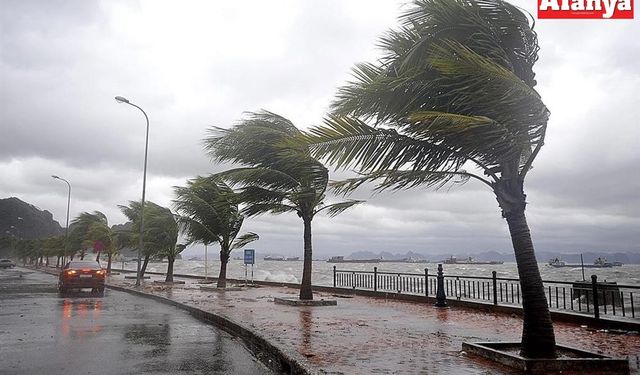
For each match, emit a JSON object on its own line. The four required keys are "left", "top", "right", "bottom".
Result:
{"left": 107, "top": 273, "right": 639, "bottom": 375}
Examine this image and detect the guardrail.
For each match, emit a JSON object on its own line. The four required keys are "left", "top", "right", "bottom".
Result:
{"left": 333, "top": 265, "right": 639, "bottom": 321}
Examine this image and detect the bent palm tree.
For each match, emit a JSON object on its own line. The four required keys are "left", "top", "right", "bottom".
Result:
{"left": 174, "top": 176, "right": 258, "bottom": 288}
{"left": 306, "top": 0, "right": 554, "bottom": 358}
{"left": 69, "top": 211, "right": 109, "bottom": 261}
{"left": 119, "top": 201, "right": 178, "bottom": 278}
{"left": 204, "top": 111, "right": 361, "bottom": 300}
{"left": 86, "top": 221, "right": 115, "bottom": 266}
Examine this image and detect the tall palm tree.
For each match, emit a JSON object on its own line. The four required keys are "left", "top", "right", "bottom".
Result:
{"left": 119, "top": 201, "right": 178, "bottom": 278}
{"left": 305, "top": 0, "right": 554, "bottom": 358}
{"left": 174, "top": 176, "right": 259, "bottom": 288}
{"left": 204, "top": 111, "right": 362, "bottom": 300}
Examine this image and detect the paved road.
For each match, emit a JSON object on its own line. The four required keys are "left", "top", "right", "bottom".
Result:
{"left": 0, "top": 267, "right": 273, "bottom": 375}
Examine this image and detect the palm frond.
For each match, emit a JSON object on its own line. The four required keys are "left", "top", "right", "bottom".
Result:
{"left": 230, "top": 232, "right": 259, "bottom": 250}
{"left": 241, "top": 203, "right": 298, "bottom": 217}
{"left": 330, "top": 169, "right": 484, "bottom": 195}
{"left": 306, "top": 115, "right": 464, "bottom": 173}
{"left": 315, "top": 200, "right": 364, "bottom": 217}
{"left": 216, "top": 167, "right": 300, "bottom": 191}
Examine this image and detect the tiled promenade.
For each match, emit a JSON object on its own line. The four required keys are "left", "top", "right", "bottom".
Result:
{"left": 108, "top": 273, "right": 638, "bottom": 375}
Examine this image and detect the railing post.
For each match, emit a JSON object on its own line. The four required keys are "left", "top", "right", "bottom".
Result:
{"left": 492, "top": 271, "right": 498, "bottom": 306}
{"left": 374, "top": 267, "right": 378, "bottom": 292}
{"left": 424, "top": 268, "right": 428, "bottom": 297}
{"left": 435, "top": 264, "right": 447, "bottom": 307}
{"left": 333, "top": 266, "right": 336, "bottom": 288}
{"left": 592, "top": 274, "right": 600, "bottom": 320}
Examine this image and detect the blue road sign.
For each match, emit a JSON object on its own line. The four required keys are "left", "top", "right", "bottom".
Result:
{"left": 244, "top": 249, "right": 255, "bottom": 265}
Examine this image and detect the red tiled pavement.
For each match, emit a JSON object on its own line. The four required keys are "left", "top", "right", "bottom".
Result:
{"left": 108, "top": 274, "right": 639, "bottom": 375}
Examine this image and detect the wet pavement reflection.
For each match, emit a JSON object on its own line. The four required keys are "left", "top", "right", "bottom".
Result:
{"left": 0, "top": 268, "right": 272, "bottom": 374}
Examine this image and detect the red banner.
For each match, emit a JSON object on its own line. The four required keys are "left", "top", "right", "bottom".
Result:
{"left": 538, "top": 0, "right": 634, "bottom": 19}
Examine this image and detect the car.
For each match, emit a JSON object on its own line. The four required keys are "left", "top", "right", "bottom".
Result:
{"left": 58, "top": 260, "right": 106, "bottom": 296}
{"left": 0, "top": 259, "right": 16, "bottom": 268}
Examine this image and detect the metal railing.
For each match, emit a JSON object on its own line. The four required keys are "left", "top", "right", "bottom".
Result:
{"left": 333, "top": 265, "right": 639, "bottom": 321}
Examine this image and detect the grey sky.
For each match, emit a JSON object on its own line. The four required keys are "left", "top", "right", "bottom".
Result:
{"left": 1, "top": 0, "right": 638, "bottom": 258}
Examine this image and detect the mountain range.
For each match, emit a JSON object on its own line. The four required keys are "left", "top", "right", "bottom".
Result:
{"left": 0, "top": 197, "right": 63, "bottom": 239}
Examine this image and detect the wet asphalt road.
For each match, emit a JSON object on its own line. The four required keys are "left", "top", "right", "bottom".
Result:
{"left": 0, "top": 267, "right": 273, "bottom": 375}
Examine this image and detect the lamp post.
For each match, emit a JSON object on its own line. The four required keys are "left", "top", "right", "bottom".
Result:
{"left": 115, "top": 95, "right": 149, "bottom": 287}
{"left": 52, "top": 175, "right": 71, "bottom": 266}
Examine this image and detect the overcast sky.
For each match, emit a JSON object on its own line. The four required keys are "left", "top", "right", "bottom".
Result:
{"left": 1, "top": 0, "right": 638, "bottom": 258}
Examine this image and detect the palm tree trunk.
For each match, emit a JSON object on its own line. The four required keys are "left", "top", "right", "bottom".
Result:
{"left": 95, "top": 251, "right": 101, "bottom": 262}
{"left": 106, "top": 253, "right": 112, "bottom": 274}
{"left": 166, "top": 256, "right": 175, "bottom": 282}
{"left": 299, "top": 217, "right": 313, "bottom": 300}
{"left": 217, "top": 244, "right": 229, "bottom": 288}
{"left": 56, "top": 256, "right": 61, "bottom": 268}
{"left": 505, "top": 207, "right": 556, "bottom": 358}
{"left": 140, "top": 255, "right": 150, "bottom": 277}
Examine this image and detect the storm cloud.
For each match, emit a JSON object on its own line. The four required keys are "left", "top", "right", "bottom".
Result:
{"left": 1, "top": 0, "right": 638, "bottom": 258}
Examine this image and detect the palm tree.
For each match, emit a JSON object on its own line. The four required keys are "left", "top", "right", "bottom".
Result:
{"left": 159, "top": 244, "right": 187, "bottom": 282}
{"left": 69, "top": 211, "right": 109, "bottom": 261}
{"left": 119, "top": 201, "right": 178, "bottom": 278}
{"left": 305, "top": 0, "right": 554, "bottom": 358}
{"left": 144, "top": 205, "right": 179, "bottom": 280}
{"left": 204, "top": 111, "right": 362, "bottom": 300}
{"left": 111, "top": 228, "right": 133, "bottom": 274}
{"left": 85, "top": 221, "right": 117, "bottom": 271}
{"left": 42, "top": 235, "right": 64, "bottom": 267}
{"left": 173, "top": 176, "right": 259, "bottom": 288}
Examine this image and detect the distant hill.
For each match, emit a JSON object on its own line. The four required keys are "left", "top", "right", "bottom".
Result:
{"left": 0, "top": 197, "right": 63, "bottom": 239}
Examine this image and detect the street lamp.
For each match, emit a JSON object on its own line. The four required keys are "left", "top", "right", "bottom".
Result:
{"left": 115, "top": 95, "right": 149, "bottom": 287}
{"left": 52, "top": 175, "right": 71, "bottom": 266}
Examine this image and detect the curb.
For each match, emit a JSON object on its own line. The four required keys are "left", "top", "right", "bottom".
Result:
{"left": 105, "top": 283, "right": 315, "bottom": 375}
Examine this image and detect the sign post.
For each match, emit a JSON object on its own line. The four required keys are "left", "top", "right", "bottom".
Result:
{"left": 244, "top": 249, "right": 255, "bottom": 286}
{"left": 204, "top": 244, "right": 208, "bottom": 280}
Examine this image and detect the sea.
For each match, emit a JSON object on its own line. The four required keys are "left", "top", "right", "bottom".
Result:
{"left": 119, "top": 258, "right": 640, "bottom": 287}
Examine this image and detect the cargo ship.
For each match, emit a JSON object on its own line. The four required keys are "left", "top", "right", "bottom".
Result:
{"left": 327, "top": 256, "right": 380, "bottom": 263}
{"left": 443, "top": 256, "right": 504, "bottom": 265}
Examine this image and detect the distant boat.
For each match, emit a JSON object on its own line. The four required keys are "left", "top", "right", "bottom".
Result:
{"left": 548, "top": 258, "right": 566, "bottom": 267}
{"left": 443, "top": 256, "right": 503, "bottom": 265}
{"left": 327, "top": 256, "right": 380, "bottom": 263}
{"left": 379, "top": 257, "right": 428, "bottom": 263}
{"left": 264, "top": 256, "right": 285, "bottom": 261}
{"left": 188, "top": 257, "right": 200, "bottom": 261}
{"left": 547, "top": 257, "right": 617, "bottom": 268}
{"left": 285, "top": 257, "right": 300, "bottom": 261}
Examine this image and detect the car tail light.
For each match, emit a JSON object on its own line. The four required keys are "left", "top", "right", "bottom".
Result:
{"left": 96, "top": 270, "right": 106, "bottom": 276}
{"left": 65, "top": 270, "right": 77, "bottom": 276}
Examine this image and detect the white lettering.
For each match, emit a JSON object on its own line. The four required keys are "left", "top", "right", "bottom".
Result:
{"left": 540, "top": 0, "right": 560, "bottom": 10}
{"left": 618, "top": 0, "right": 632, "bottom": 11}
{"left": 541, "top": 0, "right": 632, "bottom": 17}
{"left": 571, "top": 0, "right": 585, "bottom": 10}
{"left": 585, "top": 0, "right": 602, "bottom": 10}
{"left": 602, "top": 0, "right": 617, "bottom": 18}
